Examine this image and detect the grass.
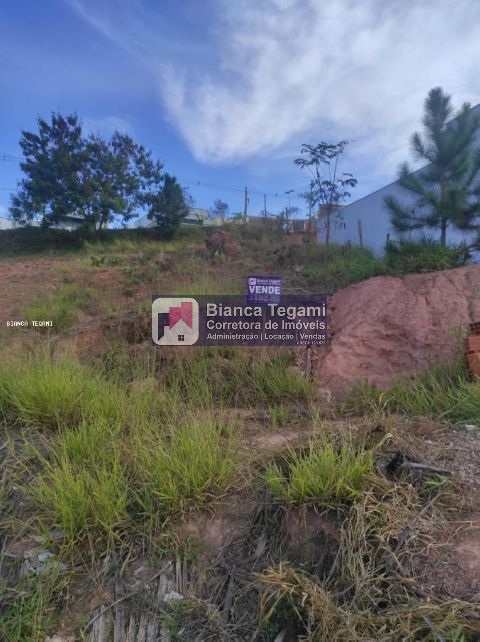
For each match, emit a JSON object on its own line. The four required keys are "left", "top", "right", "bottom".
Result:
{"left": 0, "top": 350, "right": 238, "bottom": 544}
{"left": 271, "top": 243, "right": 384, "bottom": 292}
{"left": 0, "top": 358, "right": 93, "bottom": 429}
{"left": 264, "top": 433, "right": 374, "bottom": 505}
{"left": 0, "top": 574, "right": 65, "bottom": 642}
{"left": 132, "top": 413, "right": 236, "bottom": 516}
{"left": 385, "top": 237, "right": 471, "bottom": 274}
{"left": 31, "top": 420, "right": 129, "bottom": 542}
{"left": 0, "top": 356, "right": 128, "bottom": 430}
{"left": 23, "top": 283, "right": 96, "bottom": 331}
{"left": 162, "top": 349, "right": 311, "bottom": 406}
{"left": 257, "top": 477, "right": 478, "bottom": 641}
{"left": 343, "top": 359, "right": 480, "bottom": 423}
{"left": 28, "top": 412, "right": 236, "bottom": 544}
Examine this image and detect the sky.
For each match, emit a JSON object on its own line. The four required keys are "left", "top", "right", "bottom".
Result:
{"left": 1, "top": 0, "right": 480, "bottom": 220}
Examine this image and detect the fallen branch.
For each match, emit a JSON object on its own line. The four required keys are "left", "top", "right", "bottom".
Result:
{"left": 393, "top": 489, "right": 444, "bottom": 554}
{"left": 399, "top": 461, "right": 452, "bottom": 476}
{"left": 84, "top": 566, "right": 168, "bottom": 633}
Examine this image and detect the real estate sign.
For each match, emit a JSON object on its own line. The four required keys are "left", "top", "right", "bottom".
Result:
{"left": 152, "top": 294, "right": 327, "bottom": 347}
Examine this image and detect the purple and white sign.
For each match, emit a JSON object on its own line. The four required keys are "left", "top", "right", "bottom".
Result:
{"left": 152, "top": 295, "right": 327, "bottom": 347}
{"left": 247, "top": 275, "right": 282, "bottom": 304}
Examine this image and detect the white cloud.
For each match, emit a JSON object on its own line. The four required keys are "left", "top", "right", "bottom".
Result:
{"left": 70, "top": 0, "right": 480, "bottom": 176}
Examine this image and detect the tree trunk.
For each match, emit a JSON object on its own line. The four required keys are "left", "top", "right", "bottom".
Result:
{"left": 325, "top": 210, "right": 331, "bottom": 246}
{"left": 440, "top": 219, "right": 447, "bottom": 247}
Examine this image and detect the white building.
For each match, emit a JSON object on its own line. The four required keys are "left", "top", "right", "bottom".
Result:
{"left": 133, "top": 207, "right": 213, "bottom": 228}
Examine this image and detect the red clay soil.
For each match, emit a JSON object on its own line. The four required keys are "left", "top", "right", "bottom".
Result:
{"left": 0, "top": 256, "right": 72, "bottom": 323}
{"left": 313, "top": 265, "right": 480, "bottom": 391}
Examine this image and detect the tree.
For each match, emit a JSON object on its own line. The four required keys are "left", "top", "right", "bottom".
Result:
{"left": 10, "top": 113, "right": 87, "bottom": 225}
{"left": 385, "top": 87, "right": 480, "bottom": 247}
{"left": 210, "top": 199, "right": 229, "bottom": 224}
{"left": 10, "top": 111, "right": 165, "bottom": 231}
{"left": 148, "top": 173, "right": 189, "bottom": 238}
{"left": 294, "top": 140, "right": 357, "bottom": 245}
{"left": 84, "top": 132, "right": 162, "bottom": 229}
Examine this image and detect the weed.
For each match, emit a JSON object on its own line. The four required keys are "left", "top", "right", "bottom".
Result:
{"left": 269, "top": 405, "right": 291, "bottom": 426}
{"left": 264, "top": 434, "right": 374, "bottom": 506}
{"left": 343, "top": 359, "right": 480, "bottom": 423}
{"left": 0, "top": 574, "right": 65, "bottom": 642}
{"left": 132, "top": 413, "right": 236, "bottom": 516}
{"left": 30, "top": 420, "right": 129, "bottom": 542}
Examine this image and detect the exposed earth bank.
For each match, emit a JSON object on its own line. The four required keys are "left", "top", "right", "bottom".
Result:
{"left": 314, "top": 264, "right": 480, "bottom": 391}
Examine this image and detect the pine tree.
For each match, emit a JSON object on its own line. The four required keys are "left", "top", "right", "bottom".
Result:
{"left": 385, "top": 87, "right": 480, "bottom": 247}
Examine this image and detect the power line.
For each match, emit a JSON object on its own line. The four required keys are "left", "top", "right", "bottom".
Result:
{"left": 178, "top": 177, "right": 284, "bottom": 199}
{"left": 0, "top": 154, "right": 300, "bottom": 204}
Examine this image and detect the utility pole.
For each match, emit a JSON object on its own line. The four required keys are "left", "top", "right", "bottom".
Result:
{"left": 263, "top": 193, "right": 267, "bottom": 219}
{"left": 285, "top": 189, "right": 294, "bottom": 229}
{"left": 243, "top": 186, "right": 248, "bottom": 224}
{"left": 308, "top": 185, "right": 313, "bottom": 242}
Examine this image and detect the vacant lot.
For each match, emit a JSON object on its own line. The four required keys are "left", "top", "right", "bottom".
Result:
{"left": 0, "top": 226, "right": 479, "bottom": 641}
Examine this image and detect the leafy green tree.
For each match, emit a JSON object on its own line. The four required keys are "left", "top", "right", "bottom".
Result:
{"left": 84, "top": 133, "right": 162, "bottom": 229}
{"left": 148, "top": 173, "right": 189, "bottom": 237}
{"left": 294, "top": 141, "right": 357, "bottom": 245}
{"left": 385, "top": 87, "right": 480, "bottom": 247}
{"left": 10, "top": 112, "right": 166, "bottom": 231}
{"left": 10, "top": 113, "right": 87, "bottom": 225}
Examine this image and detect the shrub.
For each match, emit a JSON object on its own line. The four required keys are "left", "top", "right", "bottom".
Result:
{"left": 385, "top": 237, "right": 470, "bottom": 274}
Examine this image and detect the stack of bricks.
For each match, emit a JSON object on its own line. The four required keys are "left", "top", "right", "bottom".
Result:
{"left": 466, "top": 321, "right": 480, "bottom": 379}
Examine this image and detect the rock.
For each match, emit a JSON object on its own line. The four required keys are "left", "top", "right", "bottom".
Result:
{"left": 32, "top": 529, "right": 64, "bottom": 544}
{"left": 45, "top": 636, "right": 75, "bottom": 642}
{"left": 313, "top": 265, "right": 480, "bottom": 392}
{"left": 163, "top": 590, "right": 184, "bottom": 602}
{"left": 462, "top": 424, "right": 480, "bottom": 432}
{"left": 21, "top": 548, "right": 67, "bottom": 576}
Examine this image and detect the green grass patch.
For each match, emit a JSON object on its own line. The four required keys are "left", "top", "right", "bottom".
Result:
{"left": 31, "top": 420, "right": 129, "bottom": 542}
{"left": 132, "top": 413, "right": 236, "bottom": 516}
{"left": 0, "top": 355, "right": 128, "bottom": 430}
{"left": 0, "top": 574, "right": 64, "bottom": 642}
{"left": 23, "top": 284, "right": 96, "bottom": 330}
{"left": 264, "top": 434, "right": 374, "bottom": 506}
{"left": 162, "top": 349, "right": 311, "bottom": 406}
{"left": 343, "top": 359, "right": 480, "bottom": 423}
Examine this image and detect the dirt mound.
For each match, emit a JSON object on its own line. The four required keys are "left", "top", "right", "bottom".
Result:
{"left": 314, "top": 265, "right": 480, "bottom": 391}
{"left": 205, "top": 230, "right": 240, "bottom": 257}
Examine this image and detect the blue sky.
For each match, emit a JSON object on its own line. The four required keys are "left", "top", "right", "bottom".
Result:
{"left": 1, "top": 0, "right": 480, "bottom": 219}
